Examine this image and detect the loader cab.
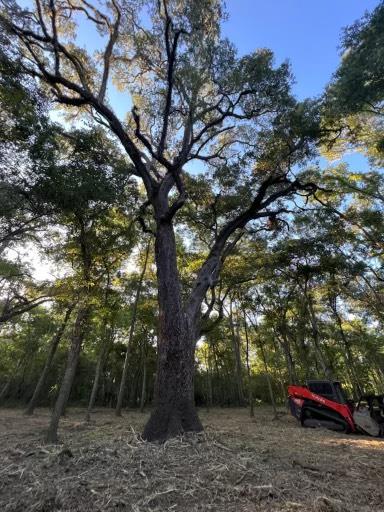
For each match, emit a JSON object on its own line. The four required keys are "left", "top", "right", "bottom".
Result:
{"left": 307, "top": 380, "right": 347, "bottom": 404}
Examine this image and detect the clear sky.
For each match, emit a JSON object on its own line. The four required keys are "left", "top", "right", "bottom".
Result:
{"left": 223, "top": 1, "right": 379, "bottom": 100}
{"left": 221, "top": 1, "right": 380, "bottom": 173}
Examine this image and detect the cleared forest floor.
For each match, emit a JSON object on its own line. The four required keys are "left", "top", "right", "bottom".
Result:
{"left": 0, "top": 406, "right": 383, "bottom": 512}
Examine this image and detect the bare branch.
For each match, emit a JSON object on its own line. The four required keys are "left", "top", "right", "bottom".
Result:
{"left": 98, "top": 0, "right": 121, "bottom": 102}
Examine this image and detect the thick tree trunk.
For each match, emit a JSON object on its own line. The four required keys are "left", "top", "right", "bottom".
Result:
{"left": 25, "top": 306, "right": 73, "bottom": 416}
{"left": 143, "top": 221, "right": 203, "bottom": 441}
{"left": 115, "top": 241, "right": 150, "bottom": 416}
{"left": 376, "top": 366, "right": 384, "bottom": 389}
{"left": 46, "top": 304, "right": 91, "bottom": 443}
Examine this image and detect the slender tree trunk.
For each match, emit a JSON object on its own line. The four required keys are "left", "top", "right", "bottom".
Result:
{"left": 46, "top": 303, "right": 91, "bottom": 443}
{"left": 0, "top": 380, "right": 11, "bottom": 403}
{"left": 229, "top": 300, "right": 244, "bottom": 405}
{"left": 0, "top": 357, "right": 25, "bottom": 404}
{"left": 329, "top": 300, "right": 363, "bottom": 397}
{"left": 211, "top": 339, "right": 223, "bottom": 406}
{"left": 85, "top": 328, "right": 113, "bottom": 422}
{"left": 140, "top": 357, "right": 147, "bottom": 412}
{"left": 303, "top": 290, "right": 334, "bottom": 381}
{"left": 85, "top": 349, "right": 105, "bottom": 422}
{"left": 86, "top": 265, "right": 114, "bottom": 421}
{"left": 248, "top": 315, "right": 278, "bottom": 418}
{"left": 225, "top": 366, "right": 234, "bottom": 406}
{"left": 204, "top": 349, "right": 213, "bottom": 412}
{"left": 376, "top": 366, "right": 384, "bottom": 389}
{"left": 128, "top": 365, "right": 141, "bottom": 407}
{"left": 115, "top": 240, "right": 150, "bottom": 416}
{"left": 143, "top": 221, "right": 202, "bottom": 441}
{"left": 270, "top": 337, "right": 287, "bottom": 402}
{"left": 243, "top": 311, "right": 254, "bottom": 417}
{"left": 372, "top": 366, "right": 384, "bottom": 392}
{"left": 260, "top": 342, "right": 278, "bottom": 419}
{"left": 24, "top": 306, "right": 73, "bottom": 416}
{"left": 276, "top": 326, "right": 297, "bottom": 385}
{"left": 295, "top": 301, "right": 311, "bottom": 380}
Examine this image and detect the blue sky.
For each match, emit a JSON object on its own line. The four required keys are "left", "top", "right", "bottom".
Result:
{"left": 222, "top": 0, "right": 380, "bottom": 172}
{"left": 223, "top": 1, "right": 379, "bottom": 100}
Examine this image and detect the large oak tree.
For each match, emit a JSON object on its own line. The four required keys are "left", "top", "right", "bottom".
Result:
{"left": 1, "top": 0, "right": 321, "bottom": 441}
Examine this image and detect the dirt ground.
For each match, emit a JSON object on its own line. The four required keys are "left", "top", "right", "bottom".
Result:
{"left": 0, "top": 406, "right": 383, "bottom": 512}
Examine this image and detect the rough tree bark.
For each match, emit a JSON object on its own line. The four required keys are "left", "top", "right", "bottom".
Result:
{"left": 115, "top": 240, "right": 150, "bottom": 416}
{"left": 143, "top": 221, "right": 203, "bottom": 441}
{"left": 24, "top": 305, "right": 74, "bottom": 416}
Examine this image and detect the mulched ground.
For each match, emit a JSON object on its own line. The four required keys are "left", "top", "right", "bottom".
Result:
{"left": 0, "top": 406, "right": 383, "bottom": 512}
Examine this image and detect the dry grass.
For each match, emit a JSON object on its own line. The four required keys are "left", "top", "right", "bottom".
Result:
{"left": 0, "top": 406, "right": 383, "bottom": 511}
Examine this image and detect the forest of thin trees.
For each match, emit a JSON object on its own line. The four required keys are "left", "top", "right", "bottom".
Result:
{"left": 0, "top": 0, "right": 383, "bottom": 443}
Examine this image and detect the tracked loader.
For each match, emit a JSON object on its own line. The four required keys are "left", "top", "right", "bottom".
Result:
{"left": 288, "top": 380, "right": 384, "bottom": 437}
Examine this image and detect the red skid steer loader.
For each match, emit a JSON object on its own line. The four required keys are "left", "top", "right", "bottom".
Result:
{"left": 288, "top": 380, "right": 384, "bottom": 437}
